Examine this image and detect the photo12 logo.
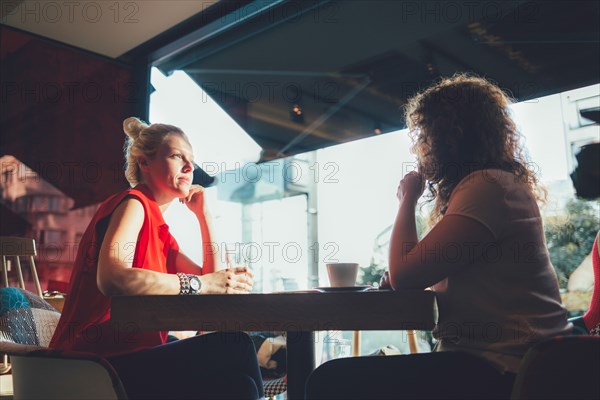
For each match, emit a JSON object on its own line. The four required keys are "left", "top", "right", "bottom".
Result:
{"left": 1, "top": 80, "right": 139, "bottom": 106}
{"left": 1, "top": 1, "right": 140, "bottom": 24}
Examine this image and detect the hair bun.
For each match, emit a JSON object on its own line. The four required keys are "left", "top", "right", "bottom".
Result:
{"left": 123, "top": 117, "right": 148, "bottom": 139}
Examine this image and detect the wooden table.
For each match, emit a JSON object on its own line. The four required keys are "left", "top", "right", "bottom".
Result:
{"left": 111, "top": 290, "right": 437, "bottom": 399}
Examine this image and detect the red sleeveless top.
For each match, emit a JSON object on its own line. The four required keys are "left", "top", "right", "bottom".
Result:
{"left": 584, "top": 233, "right": 600, "bottom": 332}
{"left": 49, "top": 184, "right": 179, "bottom": 357}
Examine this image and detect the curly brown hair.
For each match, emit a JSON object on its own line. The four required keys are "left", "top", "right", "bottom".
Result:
{"left": 404, "top": 73, "right": 545, "bottom": 224}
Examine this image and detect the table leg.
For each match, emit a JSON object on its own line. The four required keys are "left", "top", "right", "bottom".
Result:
{"left": 407, "top": 330, "right": 419, "bottom": 354}
{"left": 352, "top": 331, "right": 361, "bottom": 356}
{"left": 286, "top": 331, "right": 315, "bottom": 400}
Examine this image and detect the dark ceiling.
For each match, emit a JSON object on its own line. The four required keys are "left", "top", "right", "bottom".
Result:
{"left": 2, "top": 0, "right": 598, "bottom": 208}
{"left": 155, "top": 0, "right": 600, "bottom": 161}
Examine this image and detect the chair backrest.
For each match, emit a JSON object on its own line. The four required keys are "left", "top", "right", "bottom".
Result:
{"left": 0, "top": 288, "right": 128, "bottom": 399}
{"left": 11, "top": 354, "right": 128, "bottom": 399}
{"left": 0, "top": 341, "right": 128, "bottom": 400}
{"left": 0, "top": 236, "right": 42, "bottom": 297}
{"left": 511, "top": 336, "right": 600, "bottom": 400}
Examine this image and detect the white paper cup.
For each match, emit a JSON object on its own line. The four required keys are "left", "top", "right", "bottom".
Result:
{"left": 326, "top": 263, "right": 359, "bottom": 287}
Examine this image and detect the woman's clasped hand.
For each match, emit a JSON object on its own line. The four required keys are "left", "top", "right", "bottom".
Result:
{"left": 200, "top": 266, "right": 254, "bottom": 294}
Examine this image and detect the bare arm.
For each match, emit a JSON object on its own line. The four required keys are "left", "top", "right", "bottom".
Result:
{"left": 97, "top": 198, "right": 180, "bottom": 296}
{"left": 388, "top": 171, "right": 424, "bottom": 285}
{"left": 389, "top": 214, "right": 495, "bottom": 289}
{"left": 389, "top": 200, "right": 420, "bottom": 271}
{"left": 173, "top": 251, "right": 203, "bottom": 275}
{"left": 198, "top": 209, "right": 220, "bottom": 273}
{"left": 181, "top": 185, "right": 221, "bottom": 273}
{"left": 387, "top": 171, "right": 495, "bottom": 290}
{"left": 96, "top": 198, "right": 253, "bottom": 296}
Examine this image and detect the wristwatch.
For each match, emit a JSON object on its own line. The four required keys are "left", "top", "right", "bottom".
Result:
{"left": 177, "top": 273, "right": 201, "bottom": 295}
{"left": 188, "top": 274, "right": 202, "bottom": 294}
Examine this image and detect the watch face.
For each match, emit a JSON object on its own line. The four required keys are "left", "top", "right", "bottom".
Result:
{"left": 190, "top": 277, "right": 201, "bottom": 292}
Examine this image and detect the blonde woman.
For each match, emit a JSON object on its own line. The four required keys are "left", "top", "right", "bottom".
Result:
{"left": 50, "top": 118, "right": 263, "bottom": 399}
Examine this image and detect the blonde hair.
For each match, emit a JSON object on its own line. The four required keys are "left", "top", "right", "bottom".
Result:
{"left": 122, "top": 117, "right": 188, "bottom": 186}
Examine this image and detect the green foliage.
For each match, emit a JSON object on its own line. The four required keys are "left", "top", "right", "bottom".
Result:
{"left": 358, "top": 258, "right": 387, "bottom": 286}
{"left": 545, "top": 199, "right": 599, "bottom": 288}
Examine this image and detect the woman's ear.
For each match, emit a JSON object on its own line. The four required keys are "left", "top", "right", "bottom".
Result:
{"left": 138, "top": 157, "right": 149, "bottom": 172}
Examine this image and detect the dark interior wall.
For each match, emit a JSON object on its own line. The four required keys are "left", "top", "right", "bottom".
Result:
{"left": 0, "top": 203, "right": 31, "bottom": 236}
{"left": 0, "top": 26, "right": 141, "bottom": 208}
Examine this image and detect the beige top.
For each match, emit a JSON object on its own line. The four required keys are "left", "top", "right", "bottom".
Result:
{"left": 432, "top": 169, "right": 572, "bottom": 373}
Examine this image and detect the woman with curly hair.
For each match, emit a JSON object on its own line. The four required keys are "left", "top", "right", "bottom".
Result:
{"left": 306, "top": 75, "right": 572, "bottom": 399}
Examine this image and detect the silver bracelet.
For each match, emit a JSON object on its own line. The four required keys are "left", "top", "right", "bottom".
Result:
{"left": 177, "top": 272, "right": 190, "bottom": 295}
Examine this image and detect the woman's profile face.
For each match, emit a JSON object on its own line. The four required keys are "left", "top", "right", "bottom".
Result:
{"left": 142, "top": 133, "right": 194, "bottom": 200}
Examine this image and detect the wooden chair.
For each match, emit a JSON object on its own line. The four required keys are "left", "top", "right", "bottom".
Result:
{"left": 0, "top": 237, "right": 44, "bottom": 374}
{"left": 0, "top": 236, "right": 43, "bottom": 297}
{"left": 350, "top": 330, "right": 419, "bottom": 357}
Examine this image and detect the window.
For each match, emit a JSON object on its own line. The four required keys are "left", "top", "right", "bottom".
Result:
{"left": 48, "top": 197, "right": 63, "bottom": 212}
{"left": 39, "top": 230, "right": 63, "bottom": 246}
{"left": 153, "top": 63, "right": 599, "bottom": 354}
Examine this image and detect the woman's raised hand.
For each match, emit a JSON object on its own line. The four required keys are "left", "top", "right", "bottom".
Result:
{"left": 397, "top": 171, "right": 425, "bottom": 205}
{"left": 182, "top": 184, "right": 206, "bottom": 216}
{"left": 200, "top": 266, "right": 254, "bottom": 294}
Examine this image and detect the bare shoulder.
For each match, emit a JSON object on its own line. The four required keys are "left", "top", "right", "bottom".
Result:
{"left": 109, "top": 197, "right": 145, "bottom": 230}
